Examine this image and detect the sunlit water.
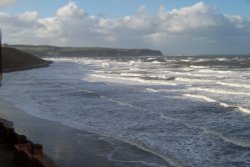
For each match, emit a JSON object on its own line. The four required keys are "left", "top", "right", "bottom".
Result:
{"left": 1, "top": 56, "right": 250, "bottom": 167}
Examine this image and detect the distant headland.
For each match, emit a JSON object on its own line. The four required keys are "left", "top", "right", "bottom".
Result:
{"left": 9, "top": 45, "right": 163, "bottom": 57}
{"left": 2, "top": 47, "right": 51, "bottom": 72}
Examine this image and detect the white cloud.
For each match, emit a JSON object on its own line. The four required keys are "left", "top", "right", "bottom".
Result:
{"left": 0, "top": 0, "right": 16, "bottom": 7}
{"left": 56, "top": 1, "right": 85, "bottom": 18}
{"left": 156, "top": 2, "right": 216, "bottom": 33}
{"left": 1, "top": 1, "right": 250, "bottom": 54}
{"left": 37, "top": 17, "right": 62, "bottom": 38}
{"left": 18, "top": 11, "right": 39, "bottom": 22}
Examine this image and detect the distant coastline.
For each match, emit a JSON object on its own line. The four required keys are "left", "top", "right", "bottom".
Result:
{"left": 9, "top": 45, "right": 163, "bottom": 57}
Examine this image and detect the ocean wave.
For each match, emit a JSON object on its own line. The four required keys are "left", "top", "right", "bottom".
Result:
{"left": 219, "top": 102, "right": 231, "bottom": 107}
{"left": 199, "top": 69, "right": 232, "bottom": 74}
{"left": 164, "top": 71, "right": 224, "bottom": 78}
{"left": 183, "top": 93, "right": 248, "bottom": 110}
{"left": 216, "top": 58, "right": 229, "bottom": 61}
{"left": 120, "top": 73, "right": 143, "bottom": 77}
{"left": 186, "top": 73, "right": 223, "bottom": 78}
{"left": 204, "top": 129, "right": 250, "bottom": 148}
{"left": 144, "top": 88, "right": 181, "bottom": 94}
{"left": 176, "top": 77, "right": 214, "bottom": 83}
{"left": 146, "top": 88, "right": 161, "bottom": 93}
{"left": 89, "top": 74, "right": 177, "bottom": 86}
{"left": 107, "top": 149, "right": 168, "bottom": 167}
{"left": 128, "top": 60, "right": 137, "bottom": 66}
{"left": 151, "top": 60, "right": 162, "bottom": 64}
{"left": 60, "top": 119, "right": 186, "bottom": 167}
{"left": 140, "top": 76, "right": 176, "bottom": 81}
{"left": 180, "top": 59, "right": 192, "bottom": 62}
{"left": 193, "top": 58, "right": 209, "bottom": 62}
{"left": 101, "top": 62, "right": 111, "bottom": 67}
{"left": 217, "top": 81, "right": 250, "bottom": 89}
{"left": 183, "top": 94, "right": 246, "bottom": 109}
{"left": 190, "top": 65, "right": 208, "bottom": 69}
{"left": 183, "top": 94, "right": 217, "bottom": 103}
{"left": 129, "top": 68, "right": 145, "bottom": 71}
{"left": 238, "top": 107, "right": 250, "bottom": 114}
{"left": 184, "top": 93, "right": 250, "bottom": 114}
{"left": 188, "top": 87, "right": 250, "bottom": 96}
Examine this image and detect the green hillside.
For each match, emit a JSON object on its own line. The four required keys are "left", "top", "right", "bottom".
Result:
{"left": 10, "top": 45, "right": 162, "bottom": 57}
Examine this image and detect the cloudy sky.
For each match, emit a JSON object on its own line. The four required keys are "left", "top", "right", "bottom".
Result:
{"left": 0, "top": 0, "right": 250, "bottom": 55}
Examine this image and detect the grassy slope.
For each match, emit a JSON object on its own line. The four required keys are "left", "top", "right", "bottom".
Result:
{"left": 2, "top": 47, "right": 51, "bottom": 72}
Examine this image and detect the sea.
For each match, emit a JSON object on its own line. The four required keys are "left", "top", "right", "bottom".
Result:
{"left": 1, "top": 55, "right": 250, "bottom": 167}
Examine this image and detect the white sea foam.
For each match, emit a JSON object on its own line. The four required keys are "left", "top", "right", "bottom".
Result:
{"left": 147, "top": 57, "right": 155, "bottom": 61}
{"left": 102, "top": 62, "right": 110, "bottom": 67}
{"left": 204, "top": 129, "right": 250, "bottom": 148}
{"left": 176, "top": 77, "right": 214, "bottom": 83}
{"left": 221, "top": 134, "right": 250, "bottom": 148}
{"left": 60, "top": 119, "right": 186, "bottom": 167}
{"left": 151, "top": 60, "right": 161, "bottom": 64}
{"left": 120, "top": 73, "right": 143, "bottom": 77}
{"left": 128, "top": 60, "right": 137, "bottom": 66}
{"left": 199, "top": 69, "right": 232, "bottom": 74}
{"left": 186, "top": 73, "right": 222, "bottom": 78}
{"left": 183, "top": 94, "right": 217, "bottom": 103}
{"left": 190, "top": 65, "right": 208, "bottom": 69}
{"left": 88, "top": 74, "right": 177, "bottom": 86}
{"left": 219, "top": 103, "right": 231, "bottom": 107}
{"left": 180, "top": 59, "right": 192, "bottom": 62}
{"left": 146, "top": 88, "right": 161, "bottom": 93}
{"left": 216, "top": 58, "right": 228, "bottom": 61}
{"left": 107, "top": 157, "right": 168, "bottom": 167}
{"left": 217, "top": 81, "right": 250, "bottom": 89}
{"left": 107, "top": 148, "right": 169, "bottom": 167}
{"left": 188, "top": 87, "right": 250, "bottom": 96}
{"left": 183, "top": 93, "right": 239, "bottom": 108}
{"left": 164, "top": 71, "right": 224, "bottom": 78}
{"left": 129, "top": 68, "right": 144, "bottom": 71}
{"left": 194, "top": 58, "right": 208, "bottom": 62}
{"left": 238, "top": 107, "right": 250, "bottom": 114}
{"left": 107, "top": 98, "right": 135, "bottom": 108}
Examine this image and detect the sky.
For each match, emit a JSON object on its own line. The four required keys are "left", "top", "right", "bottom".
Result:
{"left": 0, "top": 0, "right": 250, "bottom": 55}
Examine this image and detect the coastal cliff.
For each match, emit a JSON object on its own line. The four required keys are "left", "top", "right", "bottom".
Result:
{"left": 10, "top": 45, "right": 162, "bottom": 57}
{"left": 2, "top": 47, "right": 51, "bottom": 72}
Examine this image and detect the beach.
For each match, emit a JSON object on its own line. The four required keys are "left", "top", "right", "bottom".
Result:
{"left": 0, "top": 98, "right": 167, "bottom": 167}
{"left": 0, "top": 99, "right": 116, "bottom": 167}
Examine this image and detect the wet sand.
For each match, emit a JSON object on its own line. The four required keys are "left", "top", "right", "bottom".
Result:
{"left": 0, "top": 99, "right": 116, "bottom": 167}
{"left": 0, "top": 99, "right": 168, "bottom": 167}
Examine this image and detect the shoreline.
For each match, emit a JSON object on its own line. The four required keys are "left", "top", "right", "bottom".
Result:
{"left": 0, "top": 98, "right": 169, "bottom": 167}
{"left": 0, "top": 99, "right": 115, "bottom": 167}
{"left": 3, "top": 62, "right": 52, "bottom": 73}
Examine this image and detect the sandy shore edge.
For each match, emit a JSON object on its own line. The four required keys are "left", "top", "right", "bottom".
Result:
{"left": 0, "top": 98, "right": 119, "bottom": 167}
